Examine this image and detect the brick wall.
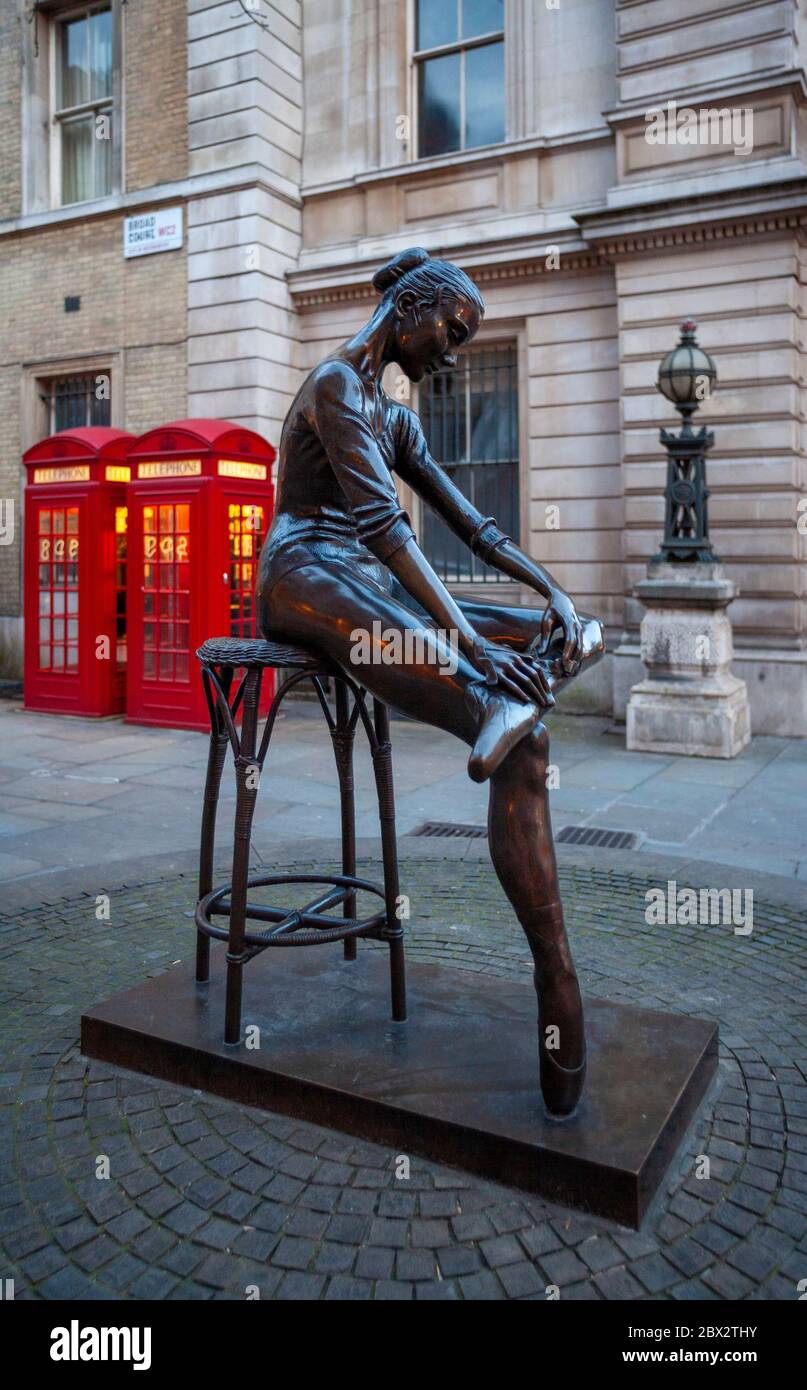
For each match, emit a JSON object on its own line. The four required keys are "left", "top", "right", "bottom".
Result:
{"left": 0, "top": 365, "right": 22, "bottom": 653}
{"left": 0, "top": 215, "right": 187, "bottom": 638}
{"left": 124, "top": 0, "right": 188, "bottom": 191}
{"left": 0, "top": 2, "right": 22, "bottom": 219}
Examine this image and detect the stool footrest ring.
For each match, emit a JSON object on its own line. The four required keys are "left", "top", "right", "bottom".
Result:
{"left": 196, "top": 872, "right": 389, "bottom": 951}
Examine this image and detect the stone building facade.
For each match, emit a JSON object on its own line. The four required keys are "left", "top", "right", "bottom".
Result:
{"left": 1, "top": 0, "right": 806, "bottom": 736}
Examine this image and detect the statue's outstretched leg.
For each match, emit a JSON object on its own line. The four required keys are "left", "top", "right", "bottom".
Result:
{"left": 260, "top": 563, "right": 602, "bottom": 1116}
{"left": 460, "top": 601, "right": 604, "bottom": 1117}
{"left": 488, "top": 724, "right": 586, "bottom": 1119}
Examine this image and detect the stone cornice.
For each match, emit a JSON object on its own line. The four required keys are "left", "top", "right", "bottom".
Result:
{"left": 581, "top": 206, "right": 807, "bottom": 258}
{"left": 288, "top": 239, "right": 606, "bottom": 309}
{"left": 602, "top": 71, "right": 807, "bottom": 128}
{"left": 288, "top": 181, "right": 807, "bottom": 307}
{"left": 575, "top": 179, "right": 807, "bottom": 256}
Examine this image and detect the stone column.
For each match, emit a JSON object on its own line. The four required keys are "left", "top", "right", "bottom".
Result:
{"left": 185, "top": 0, "right": 303, "bottom": 441}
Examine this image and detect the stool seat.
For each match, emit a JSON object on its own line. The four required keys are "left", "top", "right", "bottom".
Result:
{"left": 196, "top": 636, "right": 327, "bottom": 671}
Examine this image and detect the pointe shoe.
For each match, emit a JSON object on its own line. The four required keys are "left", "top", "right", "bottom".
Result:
{"left": 467, "top": 691, "right": 543, "bottom": 783}
{"left": 539, "top": 1042, "right": 586, "bottom": 1120}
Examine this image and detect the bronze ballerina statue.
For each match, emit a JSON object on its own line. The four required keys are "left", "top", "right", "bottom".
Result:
{"left": 258, "top": 248, "right": 605, "bottom": 1118}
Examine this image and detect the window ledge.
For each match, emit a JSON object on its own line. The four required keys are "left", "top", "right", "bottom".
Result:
{"left": 301, "top": 127, "right": 612, "bottom": 199}
{"left": 0, "top": 165, "right": 302, "bottom": 240}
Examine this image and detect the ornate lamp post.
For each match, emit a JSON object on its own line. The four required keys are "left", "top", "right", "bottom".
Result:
{"left": 654, "top": 320, "right": 718, "bottom": 564}
{"left": 625, "top": 319, "right": 751, "bottom": 758}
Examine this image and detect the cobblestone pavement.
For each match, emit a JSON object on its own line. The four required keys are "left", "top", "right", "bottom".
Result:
{"left": 1, "top": 852, "right": 806, "bottom": 1301}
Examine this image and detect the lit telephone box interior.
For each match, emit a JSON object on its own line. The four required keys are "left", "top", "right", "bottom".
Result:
{"left": 124, "top": 420, "right": 276, "bottom": 731}
{"left": 23, "top": 428, "right": 133, "bottom": 717}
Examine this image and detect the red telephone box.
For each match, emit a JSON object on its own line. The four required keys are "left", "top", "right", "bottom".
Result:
{"left": 23, "top": 428, "right": 133, "bottom": 717}
{"left": 125, "top": 419, "right": 276, "bottom": 731}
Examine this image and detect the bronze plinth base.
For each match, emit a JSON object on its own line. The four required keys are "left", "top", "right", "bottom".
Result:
{"left": 81, "top": 948, "right": 717, "bottom": 1229}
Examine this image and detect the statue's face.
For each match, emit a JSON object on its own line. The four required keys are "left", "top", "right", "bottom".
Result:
{"left": 393, "top": 291, "right": 481, "bottom": 382}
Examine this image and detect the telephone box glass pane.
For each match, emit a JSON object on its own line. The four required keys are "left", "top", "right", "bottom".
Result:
{"left": 115, "top": 505, "right": 127, "bottom": 666}
{"left": 229, "top": 504, "right": 265, "bottom": 638}
{"left": 142, "top": 503, "right": 190, "bottom": 683}
{"left": 37, "top": 506, "right": 79, "bottom": 672}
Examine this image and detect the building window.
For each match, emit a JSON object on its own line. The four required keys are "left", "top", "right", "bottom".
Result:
{"left": 54, "top": 3, "right": 114, "bottom": 205}
{"left": 415, "top": 0, "right": 505, "bottom": 158}
{"left": 40, "top": 374, "right": 111, "bottom": 433}
{"left": 419, "top": 343, "right": 519, "bottom": 583}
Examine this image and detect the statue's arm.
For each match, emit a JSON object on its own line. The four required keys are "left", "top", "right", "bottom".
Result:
{"left": 394, "top": 405, "right": 564, "bottom": 601}
{"left": 394, "top": 406, "right": 586, "bottom": 671}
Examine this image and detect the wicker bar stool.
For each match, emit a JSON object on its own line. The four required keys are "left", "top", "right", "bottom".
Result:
{"left": 194, "top": 636, "right": 406, "bottom": 1045}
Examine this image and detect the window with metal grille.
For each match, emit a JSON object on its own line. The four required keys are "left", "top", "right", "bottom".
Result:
{"left": 41, "top": 374, "right": 111, "bottom": 433}
{"left": 418, "top": 343, "right": 519, "bottom": 583}
{"left": 415, "top": 0, "right": 505, "bottom": 158}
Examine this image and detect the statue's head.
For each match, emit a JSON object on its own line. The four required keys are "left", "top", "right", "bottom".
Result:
{"left": 372, "top": 247, "right": 484, "bottom": 383}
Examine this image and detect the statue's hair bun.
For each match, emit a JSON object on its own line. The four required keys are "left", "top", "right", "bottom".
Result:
{"left": 372, "top": 247, "right": 430, "bottom": 294}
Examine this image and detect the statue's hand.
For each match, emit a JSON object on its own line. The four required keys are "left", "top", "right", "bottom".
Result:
{"left": 533, "top": 589, "right": 584, "bottom": 675}
{"left": 471, "top": 638, "right": 555, "bottom": 708}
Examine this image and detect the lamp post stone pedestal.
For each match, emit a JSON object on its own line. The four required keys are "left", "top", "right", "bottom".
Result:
{"left": 627, "top": 559, "right": 750, "bottom": 758}
{"left": 626, "top": 321, "right": 751, "bottom": 759}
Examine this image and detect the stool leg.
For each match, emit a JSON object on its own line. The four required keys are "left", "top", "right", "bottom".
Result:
{"left": 332, "top": 679, "right": 357, "bottom": 961}
{"left": 196, "top": 677, "right": 231, "bottom": 983}
{"left": 225, "top": 669, "right": 261, "bottom": 1045}
{"left": 371, "top": 700, "right": 406, "bottom": 1022}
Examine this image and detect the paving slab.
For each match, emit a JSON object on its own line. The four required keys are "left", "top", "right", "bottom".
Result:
{"left": 2, "top": 700, "right": 803, "bottom": 884}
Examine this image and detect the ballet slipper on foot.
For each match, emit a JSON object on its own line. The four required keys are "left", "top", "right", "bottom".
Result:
{"left": 466, "top": 691, "right": 544, "bottom": 783}
{"left": 539, "top": 1045, "right": 587, "bottom": 1120}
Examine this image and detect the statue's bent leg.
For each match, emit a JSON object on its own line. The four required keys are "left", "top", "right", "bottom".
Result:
{"left": 488, "top": 724, "right": 586, "bottom": 1118}
{"left": 459, "top": 599, "right": 606, "bottom": 694}
{"left": 260, "top": 561, "right": 542, "bottom": 775}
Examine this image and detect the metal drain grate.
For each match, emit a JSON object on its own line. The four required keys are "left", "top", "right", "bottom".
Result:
{"left": 411, "top": 821, "right": 487, "bottom": 839}
{"left": 556, "top": 825, "right": 640, "bottom": 851}
{"left": 412, "top": 822, "right": 641, "bottom": 850}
